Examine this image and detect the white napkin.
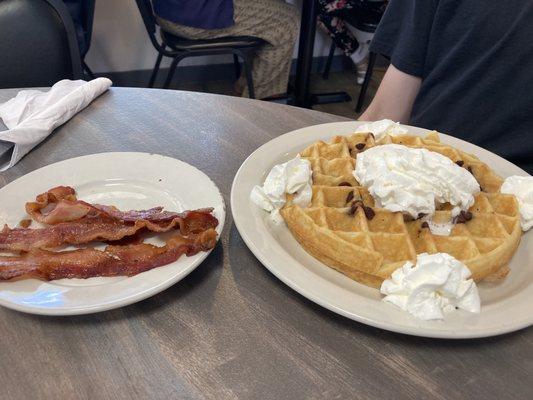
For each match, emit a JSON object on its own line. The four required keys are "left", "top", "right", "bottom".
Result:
{"left": 0, "top": 78, "right": 112, "bottom": 171}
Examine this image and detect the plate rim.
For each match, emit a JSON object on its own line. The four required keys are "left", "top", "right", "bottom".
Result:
{"left": 230, "top": 121, "right": 532, "bottom": 339}
{"left": 0, "top": 152, "right": 226, "bottom": 316}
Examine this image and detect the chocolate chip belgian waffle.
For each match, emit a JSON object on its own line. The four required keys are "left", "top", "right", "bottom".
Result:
{"left": 280, "top": 131, "right": 522, "bottom": 288}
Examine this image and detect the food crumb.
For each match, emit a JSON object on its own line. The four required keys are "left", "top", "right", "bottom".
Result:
{"left": 18, "top": 219, "right": 32, "bottom": 228}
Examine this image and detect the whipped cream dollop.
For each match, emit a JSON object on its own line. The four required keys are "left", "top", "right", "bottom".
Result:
{"left": 425, "top": 207, "right": 462, "bottom": 236}
{"left": 250, "top": 155, "right": 312, "bottom": 223}
{"left": 355, "top": 119, "right": 408, "bottom": 141}
{"left": 380, "top": 253, "right": 481, "bottom": 320}
{"left": 354, "top": 144, "right": 480, "bottom": 222}
{"left": 500, "top": 175, "right": 533, "bottom": 231}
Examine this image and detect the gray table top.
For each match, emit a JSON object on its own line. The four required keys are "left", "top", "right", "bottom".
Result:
{"left": 0, "top": 87, "right": 531, "bottom": 400}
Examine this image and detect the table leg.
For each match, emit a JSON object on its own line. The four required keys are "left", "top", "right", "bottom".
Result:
{"left": 294, "top": 0, "right": 317, "bottom": 107}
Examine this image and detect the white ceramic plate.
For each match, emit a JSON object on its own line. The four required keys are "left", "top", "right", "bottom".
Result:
{"left": 231, "top": 121, "right": 532, "bottom": 338}
{"left": 0, "top": 152, "right": 225, "bottom": 315}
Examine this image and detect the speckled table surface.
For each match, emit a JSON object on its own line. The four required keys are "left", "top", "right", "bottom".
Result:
{"left": 0, "top": 88, "right": 531, "bottom": 400}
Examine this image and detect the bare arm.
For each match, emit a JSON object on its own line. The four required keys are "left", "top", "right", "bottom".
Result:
{"left": 359, "top": 64, "right": 422, "bottom": 124}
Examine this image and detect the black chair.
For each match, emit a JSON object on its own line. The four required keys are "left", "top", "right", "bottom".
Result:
{"left": 135, "top": 0, "right": 265, "bottom": 98}
{"left": 321, "top": 1, "right": 387, "bottom": 112}
{"left": 0, "top": 0, "right": 83, "bottom": 89}
{"left": 63, "top": 0, "right": 96, "bottom": 78}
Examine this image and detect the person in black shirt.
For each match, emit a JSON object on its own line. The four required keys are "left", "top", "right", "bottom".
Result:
{"left": 359, "top": 0, "right": 533, "bottom": 173}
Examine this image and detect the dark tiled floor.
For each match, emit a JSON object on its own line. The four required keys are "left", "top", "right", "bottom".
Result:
{"left": 312, "top": 67, "right": 385, "bottom": 119}
{"left": 169, "top": 68, "right": 386, "bottom": 120}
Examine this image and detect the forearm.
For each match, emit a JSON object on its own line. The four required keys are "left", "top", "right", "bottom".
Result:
{"left": 359, "top": 64, "right": 422, "bottom": 124}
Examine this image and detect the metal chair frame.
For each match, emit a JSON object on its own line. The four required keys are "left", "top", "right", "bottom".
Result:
{"left": 150, "top": 42, "right": 257, "bottom": 98}
{"left": 323, "top": 38, "right": 378, "bottom": 113}
{"left": 135, "top": 0, "right": 262, "bottom": 98}
{"left": 80, "top": 0, "right": 96, "bottom": 78}
{"left": 320, "top": 2, "right": 386, "bottom": 112}
{"left": 47, "top": 0, "right": 83, "bottom": 79}
{"left": 355, "top": 51, "right": 377, "bottom": 112}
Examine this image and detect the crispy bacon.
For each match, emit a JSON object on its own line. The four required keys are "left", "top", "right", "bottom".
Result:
{"left": 0, "top": 209, "right": 218, "bottom": 252}
{"left": 25, "top": 186, "right": 93, "bottom": 224}
{"left": 0, "top": 229, "right": 217, "bottom": 281}
{"left": 25, "top": 186, "right": 184, "bottom": 225}
{"left": 92, "top": 205, "right": 180, "bottom": 223}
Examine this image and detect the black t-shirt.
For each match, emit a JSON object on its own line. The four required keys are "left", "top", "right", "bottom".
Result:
{"left": 370, "top": 0, "right": 533, "bottom": 174}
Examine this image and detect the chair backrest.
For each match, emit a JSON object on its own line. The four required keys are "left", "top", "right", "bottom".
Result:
{"left": 135, "top": 0, "right": 156, "bottom": 34}
{"left": 63, "top": 0, "right": 96, "bottom": 57}
{"left": 81, "top": 0, "right": 95, "bottom": 51}
{"left": 0, "top": 0, "right": 83, "bottom": 89}
{"left": 344, "top": 1, "right": 388, "bottom": 32}
{"left": 135, "top": 0, "right": 164, "bottom": 52}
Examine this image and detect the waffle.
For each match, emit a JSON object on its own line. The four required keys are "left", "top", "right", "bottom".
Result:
{"left": 280, "top": 131, "right": 522, "bottom": 288}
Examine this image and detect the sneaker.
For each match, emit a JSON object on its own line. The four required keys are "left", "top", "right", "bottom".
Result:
{"left": 356, "top": 58, "right": 368, "bottom": 85}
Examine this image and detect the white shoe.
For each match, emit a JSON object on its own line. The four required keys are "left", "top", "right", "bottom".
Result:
{"left": 356, "top": 59, "right": 368, "bottom": 85}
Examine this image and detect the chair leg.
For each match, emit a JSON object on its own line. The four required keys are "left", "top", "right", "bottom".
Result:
{"left": 233, "top": 54, "right": 241, "bottom": 79}
{"left": 322, "top": 41, "right": 336, "bottom": 80}
{"left": 356, "top": 52, "right": 377, "bottom": 113}
{"left": 163, "top": 54, "right": 184, "bottom": 89}
{"left": 149, "top": 47, "right": 165, "bottom": 88}
{"left": 242, "top": 53, "right": 255, "bottom": 99}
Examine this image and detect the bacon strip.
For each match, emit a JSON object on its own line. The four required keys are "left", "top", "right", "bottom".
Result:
{"left": 25, "top": 186, "right": 184, "bottom": 225}
{"left": 25, "top": 186, "right": 92, "bottom": 224}
{"left": 0, "top": 229, "right": 218, "bottom": 281}
{"left": 92, "top": 205, "right": 180, "bottom": 223}
{"left": 0, "top": 209, "right": 218, "bottom": 252}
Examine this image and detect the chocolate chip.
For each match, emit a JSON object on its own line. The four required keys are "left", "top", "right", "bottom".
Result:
{"left": 346, "top": 191, "right": 355, "bottom": 203}
{"left": 363, "top": 206, "right": 375, "bottom": 220}
{"left": 347, "top": 200, "right": 364, "bottom": 216}
{"left": 417, "top": 213, "right": 427, "bottom": 220}
{"left": 455, "top": 160, "right": 464, "bottom": 167}
{"left": 403, "top": 214, "right": 414, "bottom": 222}
{"left": 338, "top": 182, "right": 351, "bottom": 187}
{"left": 355, "top": 143, "right": 366, "bottom": 150}
{"left": 421, "top": 222, "right": 429, "bottom": 228}
{"left": 455, "top": 210, "right": 473, "bottom": 224}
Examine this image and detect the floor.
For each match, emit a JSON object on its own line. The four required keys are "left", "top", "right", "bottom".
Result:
{"left": 308, "top": 67, "right": 385, "bottom": 119}
{"left": 168, "top": 67, "right": 386, "bottom": 120}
